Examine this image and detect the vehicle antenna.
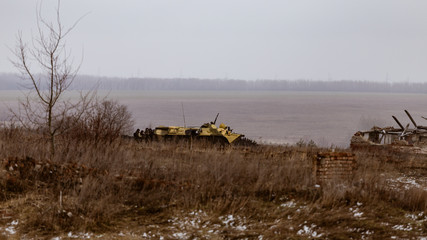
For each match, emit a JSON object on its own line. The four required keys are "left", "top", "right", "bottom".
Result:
{"left": 213, "top": 113, "right": 219, "bottom": 125}
{"left": 181, "top": 102, "right": 186, "bottom": 128}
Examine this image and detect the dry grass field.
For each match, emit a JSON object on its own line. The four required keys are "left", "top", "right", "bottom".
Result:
{"left": 0, "top": 126, "right": 427, "bottom": 239}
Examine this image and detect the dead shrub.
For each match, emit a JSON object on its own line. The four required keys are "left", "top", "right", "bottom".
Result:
{"left": 61, "top": 100, "right": 133, "bottom": 142}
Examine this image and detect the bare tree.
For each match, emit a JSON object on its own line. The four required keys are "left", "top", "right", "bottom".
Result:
{"left": 10, "top": 1, "right": 87, "bottom": 158}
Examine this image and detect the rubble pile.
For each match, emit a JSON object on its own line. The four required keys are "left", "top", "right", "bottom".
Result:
{"left": 0, "top": 156, "right": 190, "bottom": 195}
{"left": 0, "top": 156, "right": 105, "bottom": 193}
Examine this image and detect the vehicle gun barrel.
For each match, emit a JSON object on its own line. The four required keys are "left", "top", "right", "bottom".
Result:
{"left": 404, "top": 110, "right": 418, "bottom": 128}
{"left": 213, "top": 113, "right": 219, "bottom": 125}
{"left": 392, "top": 116, "right": 404, "bottom": 130}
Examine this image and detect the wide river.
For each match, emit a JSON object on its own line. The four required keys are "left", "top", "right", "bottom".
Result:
{"left": 2, "top": 90, "right": 427, "bottom": 147}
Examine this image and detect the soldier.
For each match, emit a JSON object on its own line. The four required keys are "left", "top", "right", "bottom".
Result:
{"left": 145, "top": 128, "right": 152, "bottom": 135}
{"left": 133, "top": 129, "right": 141, "bottom": 140}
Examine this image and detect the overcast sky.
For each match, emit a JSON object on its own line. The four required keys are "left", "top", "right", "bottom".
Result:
{"left": 1, "top": 0, "right": 427, "bottom": 81}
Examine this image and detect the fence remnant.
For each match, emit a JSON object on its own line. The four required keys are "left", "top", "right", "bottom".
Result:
{"left": 313, "top": 152, "right": 356, "bottom": 183}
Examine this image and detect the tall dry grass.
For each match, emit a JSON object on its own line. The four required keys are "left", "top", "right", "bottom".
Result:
{"left": 0, "top": 127, "right": 319, "bottom": 231}
{"left": 1, "top": 125, "right": 427, "bottom": 235}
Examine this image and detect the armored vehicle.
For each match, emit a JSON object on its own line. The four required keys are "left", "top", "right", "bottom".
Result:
{"left": 152, "top": 113, "right": 243, "bottom": 144}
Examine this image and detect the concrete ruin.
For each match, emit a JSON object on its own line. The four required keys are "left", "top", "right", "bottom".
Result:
{"left": 351, "top": 110, "right": 427, "bottom": 149}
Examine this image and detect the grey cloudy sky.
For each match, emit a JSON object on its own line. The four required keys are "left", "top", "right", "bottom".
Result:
{"left": 1, "top": 0, "right": 427, "bottom": 81}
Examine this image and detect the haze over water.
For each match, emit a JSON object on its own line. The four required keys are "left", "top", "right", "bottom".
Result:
{"left": 2, "top": 90, "right": 427, "bottom": 147}
{"left": 107, "top": 91, "right": 427, "bottom": 147}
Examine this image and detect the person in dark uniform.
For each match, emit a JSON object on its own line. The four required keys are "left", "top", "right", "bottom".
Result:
{"left": 133, "top": 129, "right": 141, "bottom": 140}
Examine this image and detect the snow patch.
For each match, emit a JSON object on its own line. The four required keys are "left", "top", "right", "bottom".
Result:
{"left": 65, "top": 232, "right": 94, "bottom": 239}
{"left": 349, "top": 206, "right": 364, "bottom": 218}
{"left": 297, "top": 223, "right": 323, "bottom": 238}
{"left": 172, "top": 232, "right": 189, "bottom": 239}
{"left": 387, "top": 175, "right": 427, "bottom": 191}
{"left": 392, "top": 224, "right": 413, "bottom": 231}
{"left": 280, "top": 200, "right": 296, "bottom": 208}
{"left": 406, "top": 212, "right": 425, "bottom": 221}
{"left": 4, "top": 220, "right": 18, "bottom": 235}
{"left": 219, "top": 214, "right": 248, "bottom": 231}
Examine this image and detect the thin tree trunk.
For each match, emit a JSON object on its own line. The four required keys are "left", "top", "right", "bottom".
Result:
{"left": 49, "top": 53, "right": 55, "bottom": 159}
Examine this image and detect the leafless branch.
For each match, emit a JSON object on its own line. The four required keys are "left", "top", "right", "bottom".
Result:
{"left": 9, "top": 0, "right": 87, "bottom": 158}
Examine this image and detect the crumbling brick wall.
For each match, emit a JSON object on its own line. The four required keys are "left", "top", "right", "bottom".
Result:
{"left": 314, "top": 152, "right": 356, "bottom": 183}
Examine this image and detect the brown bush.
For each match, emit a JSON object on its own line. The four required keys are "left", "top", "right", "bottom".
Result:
{"left": 61, "top": 100, "right": 134, "bottom": 142}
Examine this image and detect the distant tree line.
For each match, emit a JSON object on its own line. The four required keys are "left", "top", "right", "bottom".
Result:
{"left": 1, "top": 73, "right": 427, "bottom": 93}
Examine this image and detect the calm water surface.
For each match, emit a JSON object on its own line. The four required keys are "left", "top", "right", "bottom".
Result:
{"left": 2, "top": 90, "right": 427, "bottom": 147}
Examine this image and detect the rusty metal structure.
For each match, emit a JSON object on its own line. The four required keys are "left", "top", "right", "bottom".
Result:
{"left": 351, "top": 110, "right": 427, "bottom": 148}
